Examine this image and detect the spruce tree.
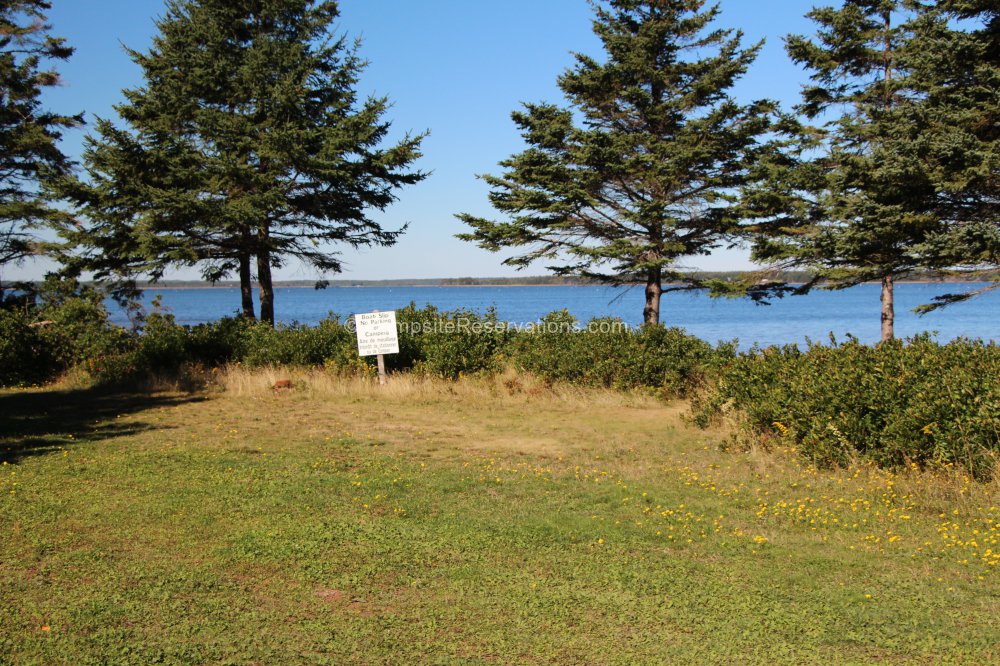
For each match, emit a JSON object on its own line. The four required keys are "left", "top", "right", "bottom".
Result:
{"left": 907, "top": 1, "right": 999, "bottom": 311}
{"left": 58, "top": 0, "right": 426, "bottom": 324}
{"left": 456, "top": 0, "right": 779, "bottom": 326}
{"left": 0, "top": 0, "right": 81, "bottom": 298}
{"left": 745, "top": 1, "right": 953, "bottom": 341}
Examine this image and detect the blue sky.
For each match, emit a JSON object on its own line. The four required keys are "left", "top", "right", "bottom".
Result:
{"left": 12, "top": 0, "right": 817, "bottom": 282}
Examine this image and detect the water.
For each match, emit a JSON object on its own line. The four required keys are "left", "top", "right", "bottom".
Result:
{"left": 109, "top": 282, "right": 997, "bottom": 348}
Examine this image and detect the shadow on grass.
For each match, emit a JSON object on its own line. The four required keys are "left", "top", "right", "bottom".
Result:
{"left": 0, "top": 387, "right": 206, "bottom": 465}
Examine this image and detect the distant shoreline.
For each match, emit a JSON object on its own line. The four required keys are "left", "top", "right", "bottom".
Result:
{"left": 126, "top": 278, "right": 993, "bottom": 290}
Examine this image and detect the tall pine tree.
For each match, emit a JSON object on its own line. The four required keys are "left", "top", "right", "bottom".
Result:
{"left": 58, "top": 0, "right": 426, "bottom": 324}
{"left": 744, "top": 0, "right": 953, "bottom": 341}
{"left": 457, "top": 0, "right": 780, "bottom": 325}
{"left": 907, "top": 1, "right": 999, "bottom": 311}
{"left": 0, "top": 0, "right": 81, "bottom": 299}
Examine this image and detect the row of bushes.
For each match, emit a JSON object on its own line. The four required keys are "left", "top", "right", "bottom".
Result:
{"left": 2, "top": 284, "right": 996, "bottom": 477}
{"left": 0, "top": 289, "right": 725, "bottom": 397}
{"left": 691, "top": 335, "right": 999, "bottom": 479}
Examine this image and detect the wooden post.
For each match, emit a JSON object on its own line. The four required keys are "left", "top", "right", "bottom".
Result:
{"left": 373, "top": 309, "right": 387, "bottom": 386}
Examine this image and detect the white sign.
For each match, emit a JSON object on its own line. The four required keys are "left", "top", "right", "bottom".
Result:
{"left": 354, "top": 310, "right": 399, "bottom": 356}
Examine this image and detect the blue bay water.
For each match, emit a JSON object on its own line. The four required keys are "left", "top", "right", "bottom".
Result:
{"left": 110, "top": 283, "right": 997, "bottom": 348}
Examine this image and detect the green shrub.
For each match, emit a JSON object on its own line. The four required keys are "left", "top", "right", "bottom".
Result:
{"left": 0, "top": 279, "right": 134, "bottom": 384}
{"left": 237, "top": 315, "right": 358, "bottom": 368}
{"left": 506, "top": 310, "right": 584, "bottom": 383}
{"left": 185, "top": 316, "right": 254, "bottom": 366}
{"left": 0, "top": 308, "right": 53, "bottom": 386}
{"left": 692, "top": 336, "right": 1000, "bottom": 478}
{"left": 396, "top": 304, "right": 512, "bottom": 378}
{"left": 32, "top": 279, "right": 132, "bottom": 373}
{"left": 135, "top": 310, "right": 189, "bottom": 371}
{"left": 509, "top": 312, "right": 728, "bottom": 395}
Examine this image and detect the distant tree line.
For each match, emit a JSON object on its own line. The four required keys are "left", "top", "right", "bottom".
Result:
{"left": 1, "top": 0, "right": 996, "bottom": 338}
{"left": 14, "top": 268, "right": 994, "bottom": 291}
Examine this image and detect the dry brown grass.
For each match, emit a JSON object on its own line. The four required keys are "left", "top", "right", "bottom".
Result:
{"left": 216, "top": 364, "right": 660, "bottom": 407}
{"left": 209, "top": 364, "right": 690, "bottom": 459}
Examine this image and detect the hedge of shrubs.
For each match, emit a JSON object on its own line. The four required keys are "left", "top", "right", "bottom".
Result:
{"left": 2, "top": 283, "right": 996, "bottom": 477}
{"left": 691, "top": 335, "right": 999, "bottom": 479}
{"left": 506, "top": 310, "right": 734, "bottom": 396}
{"left": 0, "top": 293, "right": 720, "bottom": 396}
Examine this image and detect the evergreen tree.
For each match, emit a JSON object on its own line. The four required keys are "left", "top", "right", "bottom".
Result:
{"left": 0, "top": 0, "right": 81, "bottom": 298}
{"left": 744, "top": 0, "right": 954, "bottom": 341}
{"left": 907, "top": 1, "right": 999, "bottom": 311}
{"left": 58, "top": 0, "right": 426, "bottom": 324}
{"left": 457, "top": 0, "right": 779, "bottom": 325}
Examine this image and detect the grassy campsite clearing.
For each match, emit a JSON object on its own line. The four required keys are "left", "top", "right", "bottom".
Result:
{"left": 1, "top": 370, "right": 997, "bottom": 664}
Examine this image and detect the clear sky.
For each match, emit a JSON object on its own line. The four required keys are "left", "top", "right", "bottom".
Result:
{"left": 10, "top": 0, "right": 818, "bottom": 282}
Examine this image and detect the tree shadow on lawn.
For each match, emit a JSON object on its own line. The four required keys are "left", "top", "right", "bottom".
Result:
{"left": 0, "top": 387, "right": 206, "bottom": 465}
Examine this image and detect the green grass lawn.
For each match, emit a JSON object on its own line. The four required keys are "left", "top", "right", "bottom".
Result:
{"left": 1, "top": 371, "right": 997, "bottom": 664}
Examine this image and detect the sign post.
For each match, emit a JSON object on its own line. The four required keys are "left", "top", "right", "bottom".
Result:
{"left": 354, "top": 310, "right": 399, "bottom": 385}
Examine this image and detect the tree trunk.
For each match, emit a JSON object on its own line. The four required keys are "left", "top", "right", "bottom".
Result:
{"left": 642, "top": 267, "right": 662, "bottom": 326}
{"left": 256, "top": 226, "right": 274, "bottom": 327}
{"left": 880, "top": 272, "right": 894, "bottom": 343}
{"left": 879, "top": 10, "right": 895, "bottom": 346}
{"left": 238, "top": 251, "right": 255, "bottom": 320}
